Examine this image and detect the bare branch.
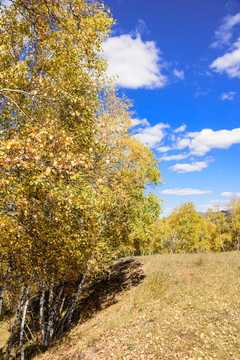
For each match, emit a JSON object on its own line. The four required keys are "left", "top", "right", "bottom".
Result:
{"left": 1, "top": 94, "right": 31, "bottom": 120}
{"left": 0, "top": 88, "right": 60, "bottom": 102}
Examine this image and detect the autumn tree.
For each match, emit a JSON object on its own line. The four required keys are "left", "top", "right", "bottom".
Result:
{"left": 0, "top": 0, "right": 161, "bottom": 357}
{"left": 149, "top": 218, "right": 173, "bottom": 253}
{"left": 92, "top": 89, "right": 161, "bottom": 257}
{"left": 206, "top": 206, "right": 231, "bottom": 251}
{"left": 199, "top": 216, "right": 216, "bottom": 252}
{"left": 227, "top": 198, "right": 240, "bottom": 251}
{"left": 168, "top": 202, "right": 205, "bottom": 253}
{"left": 0, "top": 0, "right": 114, "bottom": 356}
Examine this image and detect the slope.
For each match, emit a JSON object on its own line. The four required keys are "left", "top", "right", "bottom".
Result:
{"left": 35, "top": 252, "right": 240, "bottom": 359}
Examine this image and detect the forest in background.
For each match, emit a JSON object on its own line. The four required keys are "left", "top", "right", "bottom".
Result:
{"left": 145, "top": 200, "right": 240, "bottom": 256}
{"left": 0, "top": 0, "right": 239, "bottom": 359}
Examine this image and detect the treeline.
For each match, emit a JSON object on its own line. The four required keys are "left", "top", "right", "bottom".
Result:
{"left": 141, "top": 201, "right": 240, "bottom": 255}
{"left": 0, "top": 1, "right": 161, "bottom": 358}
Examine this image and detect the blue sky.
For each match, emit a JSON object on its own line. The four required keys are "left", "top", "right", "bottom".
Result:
{"left": 102, "top": 0, "right": 240, "bottom": 216}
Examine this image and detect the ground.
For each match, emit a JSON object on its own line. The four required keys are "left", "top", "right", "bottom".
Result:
{"left": 33, "top": 252, "right": 240, "bottom": 360}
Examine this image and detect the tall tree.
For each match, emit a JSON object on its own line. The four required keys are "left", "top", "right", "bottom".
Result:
{"left": 0, "top": 1, "right": 161, "bottom": 357}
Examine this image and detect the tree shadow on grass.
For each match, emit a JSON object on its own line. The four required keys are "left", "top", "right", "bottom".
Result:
{"left": 72, "top": 257, "right": 145, "bottom": 326}
{"left": 27, "top": 258, "right": 145, "bottom": 359}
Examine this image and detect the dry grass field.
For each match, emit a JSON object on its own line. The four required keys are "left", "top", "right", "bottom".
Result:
{"left": 33, "top": 252, "right": 240, "bottom": 360}
{"left": 1, "top": 252, "right": 239, "bottom": 359}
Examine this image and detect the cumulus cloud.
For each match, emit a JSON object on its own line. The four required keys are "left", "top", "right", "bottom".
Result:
{"left": 161, "top": 153, "right": 189, "bottom": 161}
{"left": 173, "top": 68, "right": 184, "bottom": 80}
{"left": 169, "top": 161, "right": 209, "bottom": 173}
{"left": 134, "top": 123, "right": 169, "bottom": 148}
{"left": 210, "top": 12, "right": 240, "bottom": 48}
{"left": 176, "top": 127, "right": 240, "bottom": 156}
{"left": 161, "top": 188, "right": 212, "bottom": 196}
{"left": 131, "top": 118, "right": 150, "bottom": 127}
{"left": 221, "top": 191, "right": 240, "bottom": 197}
{"left": 210, "top": 38, "right": 240, "bottom": 78}
{"left": 174, "top": 124, "right": 186, "bottom": 133}
{"left": 0, "top": 0, "right": 12, "bottom": 6}
{"left": 102, "top": 34, "right": 167, "bottom": 89}
{"left": 221, "top": 91, "right": 236, "bottom": 100}
{"left": 209, "top": 199, "right": 228, "bottom": 204}
{"left": 157, "top": 145, "right": 172, "bottom": 153}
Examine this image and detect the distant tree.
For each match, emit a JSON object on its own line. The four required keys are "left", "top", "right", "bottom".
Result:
{"left": 206, "top": 206, "right": 231, "bottom": 251}
{"left": 199, "top": 216, "right": 216, "bottom": 252}
{"left": 227, "top": 198, "right": 240, "bottom": 251}
{"left": 149, "top": 218, "right": 173, "bottom": 253}
{"left": 168, "top": 202, "right": 203, "bottom": 253}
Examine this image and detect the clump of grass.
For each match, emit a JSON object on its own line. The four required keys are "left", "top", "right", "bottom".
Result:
{"left": 193, "top": 256, "right": 204, "bottom": 267}
{"left": 129, "top": 268, "right": 169, "bottom": 311}
{"left": 144, "top": 271, "right": 169, "bottom": 299}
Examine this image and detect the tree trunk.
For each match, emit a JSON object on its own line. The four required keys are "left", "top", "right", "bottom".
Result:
{"left": 39, "top": 280, "right": 46, "bottom": 346}
{"left": 55, "top": 293, "right": 66, "bottom": 325}
{"left": 6, "top": 285, "right": 25, "bottom": 360}
{"left": 42, "top": 275, "right": 55, "bottom": 347}
{"left": 25, "top": 322, "right": 36, "bottom": 342}
{"left": 0, "top": 264, "right": 11, "bottom": 316}
{"left": 236, "top": 232, "right": 239, "bottom": 251}
{"left": 44, "top": 286, "right": 63, "bottom": 346}
{"left": 55, "top": 273, "right": 86, "bottom": 339}
{"left": 20, "top": 285, "right": 30, "bottom": 360}
{"left": 220, "top": 232, "right": 225, "bottom": 252}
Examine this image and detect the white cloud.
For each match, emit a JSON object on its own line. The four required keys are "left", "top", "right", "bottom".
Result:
{"left": 221, "top": 191, "right": 234, "bottom": 197}
{"left": 161, "top": 153, "right": 189, "bottom": 161}
{"left": 136, "top": 19, "right": 148, "bottom": 36}
{"left": 177, "top": 137, "right": 191, "bottom": 150}
{"left": 176, "top": 127, "right": 240, "bottom": 156}
{"left": 169, "top": 161, "right": 208, "bottom": 173}
{"left": 198, "top": 203, "right": 227, "bottom": 212}
{"left": 209, "top": 199, "right": 228, "bottom": 204}
{"left": 210, "top": 38, "right": 240, "bottom": 78}
{"left": 221, "top": 191, "right": 240, "bottom": 197}
{"left": 135, "top": 123, "right": 169, "bottom": 148}
{"left": 161, "top": 188, "right": 212, "bottom": 196}
{"left": 102, "top": 34, "right": 167, "bottom": 89}
{"left": 157, "top": 145, "right": 172, "bottom": 153}
{"left": 210, "top": 13, "right": 240, "bottom": 48}
{"left": 0, "top": 0, "right": 12, "bottom": 6}
{"left": 174, "top": 124, "right": 186, "bottom": 133}
{"left": 194, "top": 88, "right": 210, "bottom": 98}
{"left": 221, "top": 91, "right": 236, "bottom": 100}
{"left": 173, "top": 68, "right": 184, "bottom": 80}
{"left": 131, "top": 118, "right": 150, "bottom": 127}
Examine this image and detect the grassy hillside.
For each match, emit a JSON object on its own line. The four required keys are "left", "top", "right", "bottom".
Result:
{"left": 28, "top": 253, "right": 240, "bottom": 359}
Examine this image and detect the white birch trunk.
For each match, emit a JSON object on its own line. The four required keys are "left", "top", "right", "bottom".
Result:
{"left": 20, "top": 285, "right": 30, "bottom": 360}
{"left": 55, "top": 273, "right": 86, "bottom": 338}
{"left": 44, "top": 286, "right": 63, "bottom": 346}
{"left": 39, "top": 280, "right": 46, "bottom": 346}
{"left": 6, "top": 285, "right": 25, "bottom": 360}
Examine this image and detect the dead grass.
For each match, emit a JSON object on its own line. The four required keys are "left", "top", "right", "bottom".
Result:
{"left": 0, "top": 321, "right": 10, "bottom": 352}
{"left": 32, "top": 252, "right": 240, "bottom": 359}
